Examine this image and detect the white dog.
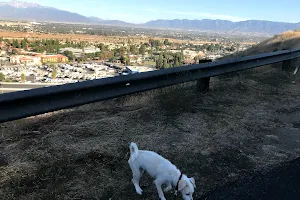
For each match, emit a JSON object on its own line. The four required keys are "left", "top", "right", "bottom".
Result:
{"left": 128, "top": 142, "right": 196, "bottom": 200}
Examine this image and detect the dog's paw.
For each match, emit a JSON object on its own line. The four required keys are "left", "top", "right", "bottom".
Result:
{"left": 136, "top": 188, "right": 143, "bottom": 195}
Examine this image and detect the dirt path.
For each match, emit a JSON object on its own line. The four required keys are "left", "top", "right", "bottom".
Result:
{"left": 201, "top": 157, "right": 300, "bottom": 200}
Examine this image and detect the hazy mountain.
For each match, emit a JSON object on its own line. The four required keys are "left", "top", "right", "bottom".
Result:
{"left": 0, "top": 1, "right": 133, "bottom": 25}
{"left": 0, "top": 1, "right": 300, "bottom": 34}
{"left": 87, "top": 17, "right": 133, "bottom": 26}
{"left": 0, "top": 0, "right": 90, "bottom": 23}
{"left": 0, "top": 0, "right": 41, "bottom": 8}
{"left": 88, "top": 16, "right": 103, "bottom": 22}
{"left": 144, "top": 19, "right": 300, "bottom": 34}
{"left": 97, "top": 20, "right": 133, "bottom": 26}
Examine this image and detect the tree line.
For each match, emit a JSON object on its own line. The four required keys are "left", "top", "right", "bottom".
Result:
{"left": 155, "top": 51, "right": 184, "bottom": 69}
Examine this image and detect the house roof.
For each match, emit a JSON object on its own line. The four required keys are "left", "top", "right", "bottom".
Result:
{"left": 20, "top": 57, "right": 34, "bottom": 61}
{"left": 34, "top": 54, "right": 44, "bottom": 58}
{"left": 41, "top": 54, "right": 68, "bottom": 59}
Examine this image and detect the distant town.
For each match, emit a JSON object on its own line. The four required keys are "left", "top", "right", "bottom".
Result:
{"left": 0, "top": 20, "right": 261, "bottom": 85}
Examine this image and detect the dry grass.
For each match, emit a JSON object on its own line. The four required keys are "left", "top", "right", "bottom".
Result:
{"left": 0, "top": 31, "right": 243, "bottom": 45}
{"left": 228, "top": 31, "right": 300, "bottom": 58}
{"left": 1, "top": 66, "right": 300, "bottom": 200}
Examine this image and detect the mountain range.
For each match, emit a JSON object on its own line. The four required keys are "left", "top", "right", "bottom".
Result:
{"left": 0, "top": 0, "right": 300, "bottom": 34}
{"left": 145, "top": 19, "right": 300, "bottom": 35}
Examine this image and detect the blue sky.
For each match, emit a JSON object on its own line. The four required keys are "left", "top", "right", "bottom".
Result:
{"left": 5, "top": 0, "right": 300, "bottom": 23}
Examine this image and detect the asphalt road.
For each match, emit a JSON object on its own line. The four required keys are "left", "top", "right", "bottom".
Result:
{"left": 200, "top": 157, "right": 300, "bottom": 200}
{"left": 0, "top": 83, "right": 58, "bottom": 93}
{"left": 0, "top": 83, "right": 56, "bottom": 89}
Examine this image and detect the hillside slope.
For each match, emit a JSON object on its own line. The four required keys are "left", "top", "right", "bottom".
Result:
{"left": 237, "top": 31, "right": 300, "bottom": 56}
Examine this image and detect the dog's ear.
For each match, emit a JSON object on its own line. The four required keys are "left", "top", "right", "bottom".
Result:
{"left": 189, "top": 177, "right": 196, "bottom": 188}
{"left": 178, "top": 179, "right": 188, "bottom": 191}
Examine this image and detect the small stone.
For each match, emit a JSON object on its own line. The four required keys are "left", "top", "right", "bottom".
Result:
{"left": 262, "top": 145, "right": 277, "bottom": 154}
{"left": 265, "top": 135, "right": 280, "bottom": 142}
{"left": 274, "top": 153, "right": 288, "bottom": 159}
{"left": 228, "top": 173, "right": 237, "bottom": 178}
{"left": 200, "top": 150, "right": 211, "bottom": 156}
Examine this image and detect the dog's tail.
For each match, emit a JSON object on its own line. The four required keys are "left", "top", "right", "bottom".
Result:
{"left": 129, "top": 142, "right": 139, "bottom": 161}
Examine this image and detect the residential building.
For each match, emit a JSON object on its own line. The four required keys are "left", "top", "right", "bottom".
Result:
{"left": 10, "top": 55, "right": 39, "bottom": 65}
{"left": 10, "top": 54, "right": 68, "bottom": 65}
{"left": 0, "top": 42, "right": 6, "bottom": 49}
{"left": 19, "top": 57, "right": 35, "bottom": 65}
{"left": 41, "top": 54, "right": 68, "bottom": 64}
{"left": 0, "top": 50, "right": 6, "bottom": 56}
{"left": 129, "top": 54, "right": 144, "bottom": 64}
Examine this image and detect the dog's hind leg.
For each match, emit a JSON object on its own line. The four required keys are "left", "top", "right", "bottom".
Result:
{"left": 154, "top": 178, "right": 166, "bottom": 200}
{"left": 129, "top": 162, "right": 143, "bottom": 195}
{"left": 164, "top": 183, "right": 172, "bottom": 192}
{"left": 140, "top": 168, "right": 145, "bottom": 177}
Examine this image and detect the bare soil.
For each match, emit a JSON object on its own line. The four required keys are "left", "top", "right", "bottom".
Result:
{"left": 0, "top": 31, "right": 255, "bottom": 45}
{"left": 0, "top": 66, "right": 300, "bottom": 200}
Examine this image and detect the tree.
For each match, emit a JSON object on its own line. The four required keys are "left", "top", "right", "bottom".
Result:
{"left": 98, "top": 52, "right": 105, "bottom": 60}
{"left": 194, "top": 55, "right": 200, "bottom": 64}
{"left": 164, "top": 39, "right": 171, "bottom": 46}
{"left": 121, "top": 55, "right": 130, "bottom": 65}
{"left": 63, "top": 50, "right": 75, "bottom": 61}
{"left": 87, "top": 53, "right": 95, "bottom": 59}
{"left": 207, "top": 44, "right": 214, "bottom": 52}
{"left": 12, "top": 39, "right": 20, "bottom": 48}
{"left": 139, "top": 45, "right": 146, "bottom": 55}
{"left": 148, "top": 48, "right": 153, "bottom": 56}
{"left": 116, "top": 47, "right": 126, "bottom": 57}
{"left": 163, "top": 58, "right": 168, "bottom": 68}
{"left": 129, "top": 45, "right": 138, "bottom": 54}
{"left": 149, "top": 39, "right": 161, "bottom": 47}
{"left": 0, "top": 72, "right": 5, "bottom": 81}
{"left": 21, "top": 38, "right": 27, "bottom": 50}
{"left": 174, "top": 60, "right": 180, "bottom": 67}
{"left": 156, "top": 53, "right": 163, "bottom": 69}
{"left": 98, "top": 43, "right": 105, "bottom": 50}
{"left": 52, "top": 68, "right": 57, "bottom": 79}
{"left": 21, "top": 73, "right": 26, "bottom": 83}
{"left": 12, "top": 49, "right": 19, "bottom": 55}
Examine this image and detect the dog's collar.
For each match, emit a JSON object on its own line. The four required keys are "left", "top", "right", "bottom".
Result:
{"left": 174, "top": 173, "right": 183, "bottom": 199}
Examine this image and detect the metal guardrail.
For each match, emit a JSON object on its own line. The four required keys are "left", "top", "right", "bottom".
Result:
{"left": 1, "top": 48, "right": 300, "bottom": 123}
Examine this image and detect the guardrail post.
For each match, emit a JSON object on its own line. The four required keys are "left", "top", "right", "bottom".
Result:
{"left": 197, "top": 59, "right": 212, "bottom": 93}
{"left": 282, "top": 59, "right": 297, "bottom": 72}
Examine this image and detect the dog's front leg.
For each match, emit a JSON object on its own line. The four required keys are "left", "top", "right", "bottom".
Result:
{"left": 154, "top": 179, "right": 166, "bottom": 200}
